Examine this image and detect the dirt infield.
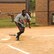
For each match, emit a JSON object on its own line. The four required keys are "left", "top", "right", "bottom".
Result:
{"left": 0, "top": 26, "right": 54, "bottom": 54}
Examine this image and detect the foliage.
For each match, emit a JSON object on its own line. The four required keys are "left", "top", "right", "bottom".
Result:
{"left": 29, "top": 0, "right": 35, "bottom": 11}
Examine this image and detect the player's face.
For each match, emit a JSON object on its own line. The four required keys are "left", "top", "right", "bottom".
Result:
{"left": 22, "top": 10, "right": 26, "bottom": 16}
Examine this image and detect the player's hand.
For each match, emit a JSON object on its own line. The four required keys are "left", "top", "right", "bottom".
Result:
{"left": 29, "top": 26, "right": 31, "bottom": 28}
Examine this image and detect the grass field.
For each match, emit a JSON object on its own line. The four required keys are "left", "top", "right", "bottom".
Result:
{"left": 0, "top": 17, "right": 36, "bottom": 28}
{"left": 0, "top": 18, "right": 16, "bottom": 28}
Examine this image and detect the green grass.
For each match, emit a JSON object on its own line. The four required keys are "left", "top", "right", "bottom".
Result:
{"left": 0, "top": 18, "right": 16, "bottom": 28}
{"left": 0, "top": 17, "right": 37, "bottom": 28}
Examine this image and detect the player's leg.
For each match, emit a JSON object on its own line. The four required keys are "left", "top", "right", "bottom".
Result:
{"left": 16, "top": 27, "right": 25, "bottom": 40}
{"left": 16, "top": 23, "right": 25, "bottom": 40}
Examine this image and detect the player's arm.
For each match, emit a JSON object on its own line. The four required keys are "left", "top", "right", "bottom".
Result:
{"left": 27, "top": 18, "right": 31, "bottom": 28}
{"left": 26, "top": 13, "right": 31, "bottom": 28}
{"left": 28, "top": 19, "right": 31, "bottom": 28}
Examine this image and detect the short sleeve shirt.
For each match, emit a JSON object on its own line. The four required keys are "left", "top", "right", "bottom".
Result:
{"left": 14, "top": 13, "right": 31, "bottom": 24}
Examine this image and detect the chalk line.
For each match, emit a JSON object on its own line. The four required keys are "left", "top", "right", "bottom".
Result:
{"left": 1, "top": 36, "right": 10, "bottom": 40}
{"left": 8, "top": 45, "right": 30, "bottom": 54}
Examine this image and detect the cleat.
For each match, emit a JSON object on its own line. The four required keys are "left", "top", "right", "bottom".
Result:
{"left": 16, "top": 33, "right": 20, "bottom": 41}
{"left": 16, "top": 37, "right": 19, "bottom": 41}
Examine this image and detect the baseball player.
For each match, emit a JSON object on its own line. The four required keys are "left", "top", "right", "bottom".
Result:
{"left": 14, "top": 10, "right": 31, "bottom": 41}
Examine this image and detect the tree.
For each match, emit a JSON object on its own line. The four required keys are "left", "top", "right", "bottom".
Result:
{"left": 29, "top": 0, "right": 35, "bottom": 11}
